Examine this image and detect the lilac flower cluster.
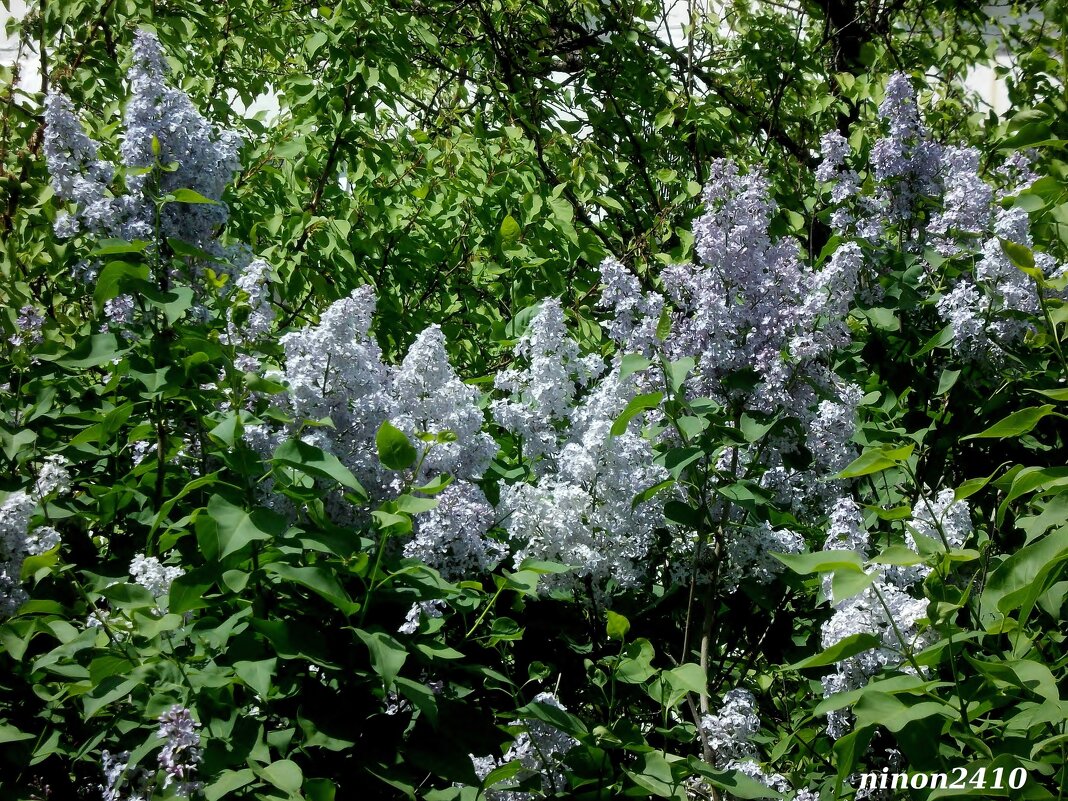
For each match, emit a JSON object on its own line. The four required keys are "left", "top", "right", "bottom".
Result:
{"left": 597, "top": 160, "right": 864, "bottom": 584}
{"left": 44, "top": 31, "right": 240, "bottom": 250}
{"left": 815, "top": 73, "right": 1066, "bottom": 364}
{"left": 129, "top": 553, "right": 184, "bottom": 605}
{"left": 9, "top": 304, "right": 45, "bottom": 347}
{"left": 817, "top": 492, "right": 972, "bottom": 739}
{"left": 156, "top": 705, "right": 203, "bottom": 795}
{"left": 470, "top": 692, "right": 578, "bottom": 799}
{"left": 495, "top": 323, "right": 670, "bottom": 591}
{"left": 0, "top": 457, "right": 69, "bottom": 617}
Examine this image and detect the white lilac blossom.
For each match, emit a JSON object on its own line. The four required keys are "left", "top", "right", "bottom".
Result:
{"left": 390, "top": 325, "right": 498, "bottom": 482}
{"left": 492, "top": 299, "right": 605, "bottom": 463}
{"left": 129, "top": 553, "right": 183, "bottom": 600}
{"left": 723, "top": 523, "right": 805, "bottom": 589}
{"left": 806, "top": 383, "right": 864, "bottom": 474}
{"left": 928, "top": 147, "right": 992, "bottom": 255}
{"left": 1, "top": 459, "right": 71, "bottom": 616}
{"left": 255, "top": 286, "right": 392, "bottom": 499}
{"left": 402, "top": 483, "right": 505, "bottom": 580}
{"left": 815, "top": 130, "right": 859, "bottom": 204}
{"left": 469, "top": 692, "right": 578, "bottom": 800}
{"left": 156, "top": 705, "right": 202, "bottom": 795}
{"left": 0, "top": 492, "right": 39, "bottom": 616}
{"left": 725, "top": 760, "right": 792, "bottom": 796}
{"left": 223, "top": 258, "right": 275, "bottom": 345}
{"left": 790, "top": 244, "right": 864, "bottom": 361}
{"left": 937, "top": 206, "right": 1052, "bottom": 361}
{"left": 397, "top": 599, "right": 446, "bottom": 635}
{"left": 596, "top": 162, "right": 864, "bottom": 586}
{"left": 42, "top": 93, "right": 114, "bottom": 221}
{"left": 869, "top": 73, "right": 942, "bottom": 225}
{"left": 35, "top": 454, "right": 71, "bottom": 496}
{"left": 103, "top": 295, "right": 136, "bottom": 330}
{"left": 597, "top": 257, "right": 664, "bottom": 357}
{"left": 10, "top": 305, "right": 44, "bottom": 346}
{"left": 99, "top": 750, "right": 152, "bottom": 801}
{"left": 995, "top": 151, "right": 1038, "bottom": 199}
{"left": 499, "top": 367, "right": 669, "bottom": 592}
{"left": 44, "top": 31, "right": 240, "bottom": 250}
{"left": 700, "top": 689, "right": 761, "bottom": 763}
{"left": 122, "top": 31, "right": 241, "bottom": 250}
{"left": 815, "top": 492, "right": 972, "bottom": 738}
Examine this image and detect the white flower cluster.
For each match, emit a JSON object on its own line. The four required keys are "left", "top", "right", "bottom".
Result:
{"left": 129, "top": 553, "right": 184, "bottom": 602}
{"left": 0, "top": 457, "right": 69, "bottom": 616}
{"left": 251, "top": 290, "right": 498, "bottom": 513}
{"left": 44, "top": 31, "right": 240, "bottom": 249}
{"left": 156, "top": 705, "right": 202, "bottom": 796}
{"left": 815, "top": 73, "right": 1067, "bottom": 364}
{"left": 496, "top": 335, "right": 670, "bottom": 591}
{"left": 241, "top": 289, "right": 506, "bottom": 579}
{"left": 491, "top": 299, "right": 606, "bottom": 462}
{"left": 817, "top": 492, "right": 972, "bottom": 738}
{"left": 470, "top": 692, "right": 578, "bottom": 800}
{"left": 937, "top": 206, "right": 1066, "bottom": 361}
{"left": 223, "top": 258, "right": 276, "bottom": 350}
{"left": 700, "top": 688, "right": 761, "bottom": 762}
{"left": 10, "top": 304, "right": 45, "bottom": 347}
{"left": 402, "top": 484, "right": 504, "bottom": 581}
{"left": 397, "top": 599, "right": 446, "bottom": 635}
{"left": 597, "top": 160, "right": 864, "bottom": 584}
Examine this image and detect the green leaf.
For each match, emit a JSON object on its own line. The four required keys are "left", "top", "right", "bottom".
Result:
{"left": 619, "top": 353, "right": 652, "bottom": 380}
{"left": 786, "top": 633, "right": 884, "bottom": 670}
{"left": 611, "top": 392, "right": 663, "bottom": 436}
{"left": 963, "top": 406, "right": 1056, "bottom": 439}
{"left": 205, "top": 769, "right": 256, "bottom": 801}
{"left": 355, "top": 629, "right": 408, "bottom": 687}
{"left": 852, "top": 691, "right": 953, "bottom": 732}
{"left": 234, "top": 658, "right": 277, "bottom": 698}
{"left": 260, "top": 759, "right": 303, "bottom": 793}
{"left": 773, "top": 549, "right": 866, "bottom": 575}
{"left": 615, "top": 638, "right": 656, "bottom": 683}
{"left": 208, "top": 495, "right": 286, "bottom": 559}
{"left": 0, "top": 724, "right": 34, "bottom": 744}
{"left": 266, "top": 563, "right": 357, "bottom": 615}
{"left": 837, "top": 444, "right": 914, "bottom": 478}
{"left": 687, "top": 758, "right": 783, "bottom": 799}
{"left": 274, "top": 438, "right": 367, "bottom": 496}
{"left": 94, "top": 261, "right": 150, "bottom": 304}
{"left": 53, "top": 334, "right": 128, "bottom": 369}
{"left": 624, "top": 750, "right": 684, "bottom": 799}
{"left": 499, "top": 214, "right": 521, "bottom": 246}
{"left": 516, "top": 697, "right": 589, "bottom": 739}
{"left": 1028, "top": 387, "right": 1068, "bottom": 402}
{"left": 170, "top": 188, "right": 219, "bottom": 204}
{"left": 376, "top": 420, "right": 417, "bottom": 470}
{"left": 90, "top": 239, "right": 149, "bottom": 256}
{"left": 606, "top": 610, "right": 630, "bottom": 640}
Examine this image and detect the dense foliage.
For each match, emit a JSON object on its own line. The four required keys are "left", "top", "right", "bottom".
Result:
{"left": 2, "top": 1, "right": 1067, "bottom": 800}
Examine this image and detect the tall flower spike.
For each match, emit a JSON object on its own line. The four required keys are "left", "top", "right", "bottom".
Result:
{"left": 156, "top": 705, "right": 202, "bottom": 795}
{"left": 390, "top": 325, "right": 497, "bottom": 482}
{"left": 492, "top": 299, "right": 605, "bottom": 463}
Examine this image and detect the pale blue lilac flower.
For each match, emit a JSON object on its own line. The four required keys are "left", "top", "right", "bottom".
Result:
{"left": 129, "top": 553, "right": 183, "bottom": 600}
{"left": 390, "top": 325, "right": 498, "bottom": 482}
{"left": 402, "top": 482, "right": 504, "bottom": 580}
{"left": 928, "top": 147, "right": 992, "bottom": 255}
{"left": 492, "top": 299, "right": 605, "bottom": 463}
{"left": 10, "top": 305, "right": 44, "bottom": 346}
{"left": 156, "top": 705, "right": 202, "bottom": 795}
{"left": 469, "top": 692, "right": 577, "bottom": 800}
